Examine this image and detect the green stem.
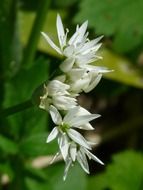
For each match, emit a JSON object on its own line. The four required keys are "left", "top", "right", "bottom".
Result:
{"left": 0, "top": 99, "right": 34, "bottom": 118}
{"left": 22, "top": 0, "right": 51, "bottom": 68}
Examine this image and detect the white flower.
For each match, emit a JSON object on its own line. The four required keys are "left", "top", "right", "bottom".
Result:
{"left": 41, "top": 14, "right": 103, "bottom": 72}
{"left": 39, "top": 80, "right": 77, "bottom": 111}
{"left": 66, "top": 65, "right": 110, "bottom": 93}
{"left": 63, "top": 143, "right": 104, "bottom": 180}
{"left": 46, "top": 105, "right": 102, "bottom": 180}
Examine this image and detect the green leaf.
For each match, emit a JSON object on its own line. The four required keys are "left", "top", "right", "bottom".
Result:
{"left": 87, "top": 150, "right": 143, "bottom": 190}
{"left": 46, "top": 163, "right": 87, "bottom": 190}
{"left": 25, "top": 177, "right": 53, "bottom": 190}
{"left": 75, "top": 0, "right": 143, "bottom": 53}
{"left": 0, "top": 135, "right": 18, "bottom": 154}
{"left": 95, "top": 49, "right": 143, "bottom": 89}
{"left": 3, "top": 57, "right": 49, "bottom": 137}
{"left": 19, "top": 133, "right": 58, "bottom": 157}
{"left": 0, "top": 162, "right": 14, "bottom": 180}
{"left": 25, "top": 163, "right": 87, "bottom": 190}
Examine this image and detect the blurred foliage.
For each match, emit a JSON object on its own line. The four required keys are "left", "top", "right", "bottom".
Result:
{"left": 0, "top": 0, "right": 143, "bottom": 189}
{"left": 75, "top": 0, "right": 143, "bottom": 53}
{"left": 87, "top": 151, "right": 143, "bottom": 190}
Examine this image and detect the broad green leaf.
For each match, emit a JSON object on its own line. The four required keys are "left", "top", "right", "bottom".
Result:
{"left": 95, "top": 49, "right": 143, "bottom": 89}
{"left": 75, "top": 0, "right": 143, "bottom": 53}
{"left": 0, "top": 135, "right": 18, "bottom": 154}
{"left": 25, "top": 177, "right": 53, "bottom": 190}
{"left": 25, "top": 162, "right": 87, "bottom": 190}
{"left": 19, "top": 133, "right": 58, "bottom": 157}
{"left": 87, "top": 150, "right": 143, "bottom": 190}
{"left": 3, "top": 57, "right": 49, "bottom": 137}
{"left": 46, "top": 162, "right": 87, "bottom": 190}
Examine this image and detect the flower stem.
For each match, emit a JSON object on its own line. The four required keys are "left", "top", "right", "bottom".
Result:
{"left": 0, "top": 99, "right": 34, "bottom": 118}
{"left": 22, "top": 0, "right": 51, "bottom": 68}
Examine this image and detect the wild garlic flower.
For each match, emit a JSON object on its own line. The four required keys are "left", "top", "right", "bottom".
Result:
{"left": 47, "top": 105, "right": 103, "bottom": 180}
{"left": 41, "top": 14, "right": 103, "bottom": 73}
{"left": 39, "top": 80, "right": 77, "bottom": 111}
{"left": 63, "top": 142, "right": 104, "bottom": 180}
{"left": 67, "top": 67, "right": 109, "bottom": 93}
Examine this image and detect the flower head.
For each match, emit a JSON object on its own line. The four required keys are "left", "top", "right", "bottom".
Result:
{"left": 39, "top": 80, "right": 77, "bottom": 111}
{"left": 46, "top": 105, "right": 103, "bottom": 180}
{"left": 41, "top": 14, "right": 104, "bottom": 73}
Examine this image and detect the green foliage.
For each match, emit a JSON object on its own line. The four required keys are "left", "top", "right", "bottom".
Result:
{"left": 87, "top": 151, "right": 143, "bottom": 190}
{"left": 0, "top": 163, "right": 14, "bottom": 180}
{"left": 52, "top": 0, "right": 78, "bottom": 8}
{"left": 0, "top": 135, "right": 18, "bottom": 154}
{"left": 25, "top": 163, "right": 87, "bottom": 190}
{"left": 95, "top": 49, "right": 143, "bottom": 89}
{"left": 20, "top": 133, "right": 58, "bottom": 157}
{"left": 75, "top": 0, "right": 143, "bottom": 53}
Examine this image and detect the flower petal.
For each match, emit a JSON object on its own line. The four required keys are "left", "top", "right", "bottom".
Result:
{"left": 63, "top": 106, "right": 80, "bottom": 124}
{"left": 41, "top": 32, "right": 62, "bottom": 55}
{"left": 58, "top": 134, "right": 69, "bottom": 161}
{"left": 84, "top": 148, "right": 104, "bottom": 165}
{"left": 69, "top": 143, "right": 77, "bottom": 161}
{"left": 84, "top": 74, "right": 102, "bottom": 93}
{"left": 77, "top": 150, "right": 89, "bottom": 174}
{"left": 79, "top": 35, "right": 103, "bottom": 53}
{"left": 63, "top": 157, "right": 72, "bottom": 181}
{"left": 60, "top": 57, "right": 75, "bottom": 72}
{"left": 67, "top": 128, "right": 91, "bottom": 149}
{"left": 68, "top": 114, "right": 101, "bottom": 127}
{"left": 49, "top": 105, "right": 62, "bottom": 125}
{"left": 56, "top": 14, "right": 66, "bottom": 48}
{"left": 68, "top": 68, "right": 85, "bottom": 82}
{"left": 74, "top": 123, "right": 94, "bottom": 130}
{"left": 69, "top": 21, "right": 88, "bottom": 46}
{"left": 50, "top": 152, "right": 60, "bottom": 164}
{"left": 46, "top": 127, "right": 59, "bottom": 143}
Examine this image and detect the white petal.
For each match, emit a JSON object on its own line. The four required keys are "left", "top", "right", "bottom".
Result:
{"left": 63, "top": 45, "right": 74, "bottom": 57}
{"left": 41, "top": 32, "right": 62, "bottom": 55}
{"left": 68, "top": 68, "right": 85, "bottom": 82}
{"left": 55, "top": 75, "right": 66, "bottom": 83}
{"left": 69, "top": 21, "right": 88, "bottom": 46}
{"left": 63, "top": 157, "right": 72, "bottom": 181}
{"left": 77, "top": 150, "right": 89, "bottom": 174}
{"left": 84, "top": 74, "right": 102, "bottom": 93}
{"left": 63, "top": 106, "right": 80, "bottom": 124}
{"left": 46, "top": 127, "right": 59, "bottom": 143}
{"left": 56, "top": 14, "right": 66, "bottom": 48}
{"left": 59, "top": 134, "right": 69, "bottom": 161}
{"left": 60, "top": 57, "right": 75, "bottom": 72}
{"left": 49, "top": 105, "right": 62, "bottom": 125}
{"left": 67, "top": 129, "right": 91, "bottom": 150}
{"left": 68, "top": 114, "right": 101, "bottom": 127}
{"left": 70, "top": 77, "right": 90, "bottom": 93}
{"left": 84, "top": 148, "right": 104, "bottom": 165}
{"left": 48, "top": 80, "right": 70, "bottom": 96}
{"left": 74, "top": 123, "right": 94, "bottom": 130}
{"left": 79, "top": 35, "right": 103, "bottom": 53}
{"left": 50, "top": 152, "right": 60, "bottom": 164}
{"left": 53, "top": 96, "right": 77, "bottom": 110}
{"left": 70, "top": 143, "right": 77, "bottom": 161}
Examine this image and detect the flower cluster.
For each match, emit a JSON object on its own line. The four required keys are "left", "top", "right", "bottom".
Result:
{"left": 40, "top": 14, "right": 109, "bottom": 180}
